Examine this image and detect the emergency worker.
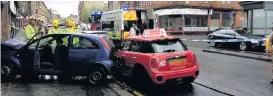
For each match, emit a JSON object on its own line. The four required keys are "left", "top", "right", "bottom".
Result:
{"left": 48, "top": 20, "right": 62, "bottom": 34}
{"left": 267, "top": 27, "right": 273, "bottom": 84}
{"left": 35, "top": 18, "right": 45, "bottom": 34}
{"left": 72, "top": 21, "right": 80, "bottom": 32}
{"left": 24, "top": 16, "right": 36, "bottom": 40}
{"left": 64, "top": 20, "right": 75, "bottom": 33}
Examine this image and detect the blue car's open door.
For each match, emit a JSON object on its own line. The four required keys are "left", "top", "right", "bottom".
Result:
{"left": 20, "top": 32, "right": 43, "bottom": 81}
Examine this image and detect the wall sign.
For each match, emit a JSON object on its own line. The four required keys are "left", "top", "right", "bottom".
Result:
{"left": 154, "top": 8, "right": 213, "bottom": 16}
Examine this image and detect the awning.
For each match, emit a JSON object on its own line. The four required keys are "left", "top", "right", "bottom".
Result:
{"left": 154, "top": 8, "right": 213, "bottom": 16}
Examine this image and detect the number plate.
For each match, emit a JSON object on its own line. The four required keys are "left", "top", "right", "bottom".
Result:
{"left": 169, "top": 58, "right": 187, "bottom": 65}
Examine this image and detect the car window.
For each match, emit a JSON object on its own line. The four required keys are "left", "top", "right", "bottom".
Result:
{"left": 151, "top": 39, "right": 186, "bottom": 53}
{"left": 28, "top": 36, "right": 54, "bottom": 49}
{"left": 121, "top": 40, "right": 131, "bottom": 51}
{"left": 214, "top": 30, "right": 226, "bottom": 35}
{"left": 139, "top": 41, "right": 154, "bottom": 53}
{"left": 72, "top": 36, "right": 99, "bottom": 49}
{"left": 130, "top": 41, "right": 140, "bottom": 52}
{"left": 225, "top": 30, "right": 240, "bottom": 36}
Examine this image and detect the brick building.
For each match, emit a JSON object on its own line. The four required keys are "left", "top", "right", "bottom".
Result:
{"left": 30, "top": 1, "right": 49, "bottom": 24}
{"left": 78, "top": 1, "right": 105, "bottom": 23}
{"left": 108, "top": 1, "right": 246, "bottom": 33}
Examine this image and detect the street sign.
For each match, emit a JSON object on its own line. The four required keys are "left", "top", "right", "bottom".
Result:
{"left": 122, "top": 5, "right": 128, "bottom": 11}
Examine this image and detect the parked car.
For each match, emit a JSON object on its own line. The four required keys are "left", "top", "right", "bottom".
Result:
{"left": 1, "top": 33, "right": 113, "bottom": 85}
{"left": 111, "top": 29, "right": 199, "bottom": 86}
{"left": 207, "top": 29, "right": 265, "bottom": 51}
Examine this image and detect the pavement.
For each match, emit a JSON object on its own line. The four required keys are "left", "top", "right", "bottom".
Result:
{"left": 1, "top": 79, "right": 132, "bottom": 96}
{"left": 2, "top": 35, "right": 273, "bottom": 96}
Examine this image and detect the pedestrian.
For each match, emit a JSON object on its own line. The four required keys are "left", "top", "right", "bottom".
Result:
{"left": 24, "top": 16, "right": 36, "bottom": 40}
{"left": 267, "top": 27, "right": 273, "bottom": 84}
{"left": 48, "top": 20, "right": 62, "bottom": 34}
{"left": 10, "top": 23, "right": 15, "bottom": 39}
{"left": 130, "top": 24, "right": 138, "bottom": 37}
{"left": 138, "top": 20, "right": 147, "bottom": 35}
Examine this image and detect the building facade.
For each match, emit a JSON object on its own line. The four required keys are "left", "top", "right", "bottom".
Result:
{"left": 30, "top": 1, "right": 49, "bottom": 24}
{"left": 78, "top": 1, "right": 105, "bottom": 23}
{"left": 1, "top": 1, "right": 31, "bottom": 41}
{"left": 240, "top": 1, "right": 273, "bottom": 36}
{"left": 108, "top": 1, "right": 246, "bottom": 33}
{"left": 49, "top": 8, "right": 61, "bottom": 22}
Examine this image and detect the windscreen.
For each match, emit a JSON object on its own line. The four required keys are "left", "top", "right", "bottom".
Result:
{"left": 151, "top": 39, "right": 186, "bottom": 53}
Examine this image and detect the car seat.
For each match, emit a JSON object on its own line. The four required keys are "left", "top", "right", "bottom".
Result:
{"left": 54, "top": 39, "right": 68, "bottom": 70}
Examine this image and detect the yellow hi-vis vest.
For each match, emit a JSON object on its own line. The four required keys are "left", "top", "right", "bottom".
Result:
{"left": 48, "top": 27, "right": 62, "bottom": 34}
{"left": 24, "top": 25, "right": 36, "bottom": 40}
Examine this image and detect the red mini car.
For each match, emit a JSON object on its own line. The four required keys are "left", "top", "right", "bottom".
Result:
{"left": 111, "top": 29, "right": 199, "bottom": 85}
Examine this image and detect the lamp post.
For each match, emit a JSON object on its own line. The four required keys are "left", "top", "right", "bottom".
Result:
{"left": 264, "top": 1, "right": 268, "bottom": 36}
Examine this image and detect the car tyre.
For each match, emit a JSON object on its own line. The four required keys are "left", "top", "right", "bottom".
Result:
{"left": 183, "top": 77, "right": 195, "bottom": 85}
{"left": 132, "top": 66, "right": 152, "bottom": 88}
{"left": 239, "top": 42, "right": 250, "bottom": 51}
{"left": 1, "top": 63, "right": 17, "bottom": 81}
{"left": 87, "top": 68, "right": 106, "bottom": 85}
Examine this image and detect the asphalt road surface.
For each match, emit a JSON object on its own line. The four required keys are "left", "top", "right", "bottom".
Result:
{"left": 2, "top": 35, "right": 273, "bottom": 96}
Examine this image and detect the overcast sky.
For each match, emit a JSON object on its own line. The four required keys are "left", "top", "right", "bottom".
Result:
{"left": 44, "top": 1, "right": 108, "bottom": 18}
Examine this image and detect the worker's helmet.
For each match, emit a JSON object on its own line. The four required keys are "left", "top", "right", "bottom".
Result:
{"left": 66, "top": 20, "right": 73, "bottom": 27}
{"left": 52, "top": 20, "right": 60, "bottom": 27}
{"left": 72, "top": 21, "right": 77, "bottom": 29}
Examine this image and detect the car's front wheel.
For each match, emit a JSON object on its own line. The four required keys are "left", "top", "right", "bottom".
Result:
{"left": 87, "top": 68, "right": 106, "bottom": 85}
{"left": 1, "top": 63, "right": 17, "bottom": 81}
{"left": 239, "top": 42, "right": 250, "bottom": 51}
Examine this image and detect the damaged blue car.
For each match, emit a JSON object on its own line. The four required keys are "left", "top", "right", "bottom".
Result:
{"left": 1, "top": 33, "right": 114, "bottom": 85}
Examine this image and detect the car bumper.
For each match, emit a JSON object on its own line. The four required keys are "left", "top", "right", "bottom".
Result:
{"left": 149, "top": 65, "right": 199, "bottom": 84}
{"left": 251, "top": 43, "right": 265, "bottom": 49}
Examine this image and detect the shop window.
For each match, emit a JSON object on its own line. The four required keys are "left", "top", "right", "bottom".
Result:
{"left": 191, "top": 16, "right": 200, "bottom": 27}
{"left": 222, "top": 12, "right": 230, "bottom": 27}
{"left": 185, "top": 17, "right": 191, "bottom": 27}
{"left": 210, "top": 12, "right": 220, "bottom": 27}
{"left": 201, "top": 16, "right": 208, "bottom": 27}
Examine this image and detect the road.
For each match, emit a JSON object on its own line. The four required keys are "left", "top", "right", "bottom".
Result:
{"left": 1, "top": 35, "right": 273, "bottom": 96}
{"left": 120, "top": 35, "right": 273, "bottom": 96}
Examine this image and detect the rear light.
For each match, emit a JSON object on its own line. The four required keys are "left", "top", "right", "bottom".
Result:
{"left": 188, "top": 53, "right": 197, "bottom": 65}
{"left": 150, "top": 57, "right": 166, "bottom": 69}
{"left": 99, "top": 37, "right": 110, "bottom": 51}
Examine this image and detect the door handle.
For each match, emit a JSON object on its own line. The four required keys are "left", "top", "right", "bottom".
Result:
{"left": 132, "top": 56, "right": 136, "bottom": 59}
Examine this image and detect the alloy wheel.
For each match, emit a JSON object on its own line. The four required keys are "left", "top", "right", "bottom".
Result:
{"left": 240, "top": 42, "right": 247, "bottom": 51}
{"left": 1, "top": 65, "right": 12, "bottom": 77}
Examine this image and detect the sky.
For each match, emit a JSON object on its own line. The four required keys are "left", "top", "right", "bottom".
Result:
{"left": 44, "top": 1, "right": 79, "bottom": 18}
{"left": 44, "top": 1, "right": 108, "bottom": 18}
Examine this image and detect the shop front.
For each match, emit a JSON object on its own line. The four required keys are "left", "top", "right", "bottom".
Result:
{"left": 154, "top": 8, "right": 236, "bottom": 34}
{"left": 240, "top": 1, "right": 273, "bottom": 36}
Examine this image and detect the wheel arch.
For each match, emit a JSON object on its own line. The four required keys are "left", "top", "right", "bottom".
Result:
{"left": 85, "top": 62, "right": 110, "bottom": 75}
